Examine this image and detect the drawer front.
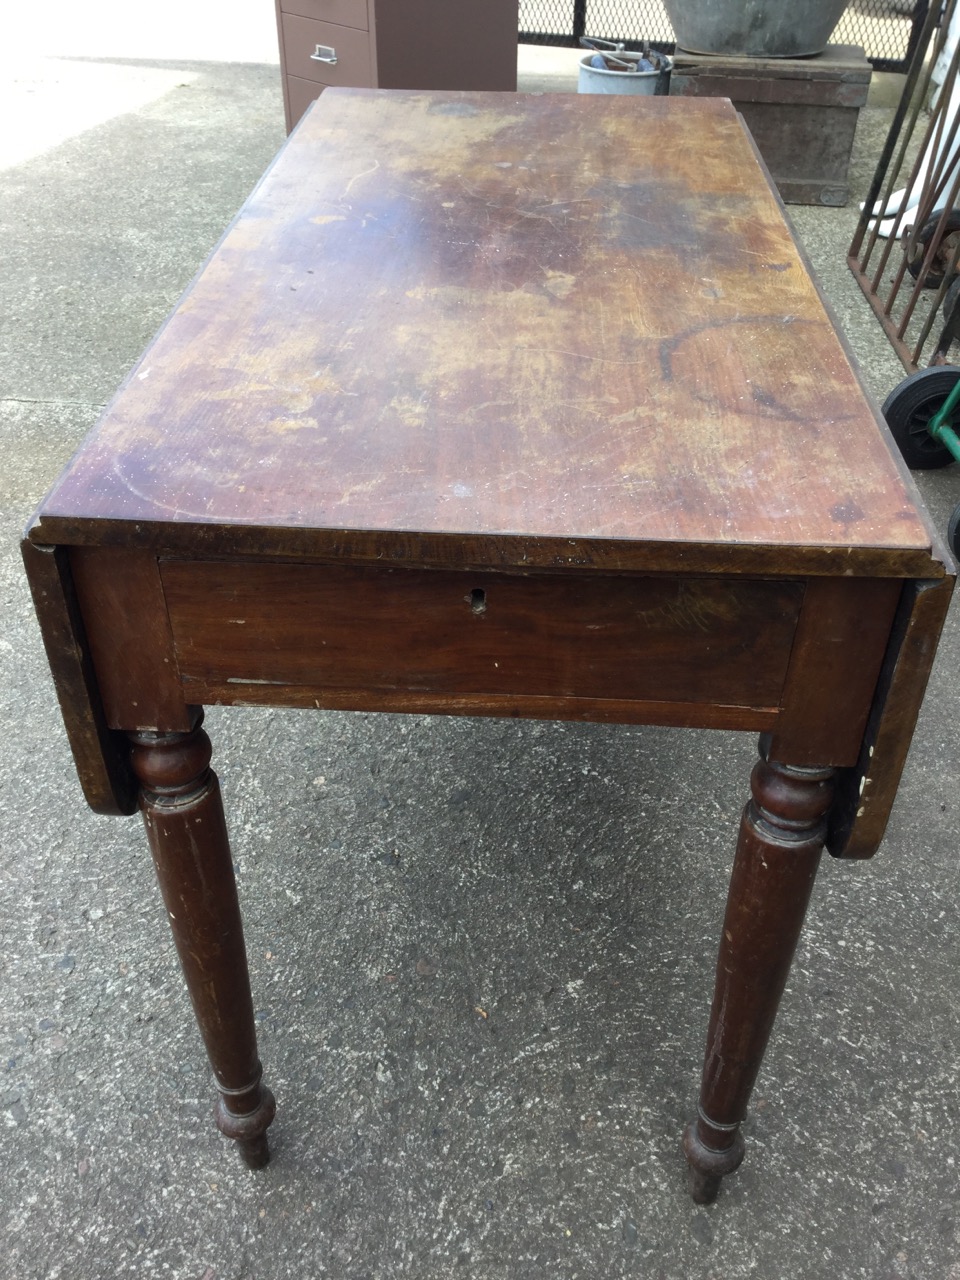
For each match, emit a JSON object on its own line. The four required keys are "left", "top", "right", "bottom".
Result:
{"left": 285, "top": 74, "right": 326, "bottom": 131}
{"left": 281, "top": 14, "right": 373, "bottom": 86}
{"left": 160, "top": 561, "right": 804, "bottom": 712}
{"left": 280, "top": 0, "right": 368, "bottom": 30}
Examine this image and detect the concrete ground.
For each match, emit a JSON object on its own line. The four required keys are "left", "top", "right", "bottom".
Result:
{"left": 2, "top": 12, "right": 960, "bottom": 1280}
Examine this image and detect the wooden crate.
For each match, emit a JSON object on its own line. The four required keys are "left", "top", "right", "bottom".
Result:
{"left": 669, "top": 45, "right": 871, "bottom": 206}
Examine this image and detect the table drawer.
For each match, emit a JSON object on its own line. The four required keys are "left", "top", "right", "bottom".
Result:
{"left": 280, "top": 14, "right": 373, "bottom": 86}
{"left": 160, "top": 561, "right": 804, "bottom": 713}
{"left": 279, "top": 0, "right": 368, "bottom": 30}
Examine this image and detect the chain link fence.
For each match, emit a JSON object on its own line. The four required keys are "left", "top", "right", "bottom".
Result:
{"left": 519, "top": 1, "right": 931, "bottom": 71}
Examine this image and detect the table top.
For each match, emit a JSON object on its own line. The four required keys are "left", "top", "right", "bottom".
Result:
{"left": 30, "top": 89, "right": 942, "bottom": 578}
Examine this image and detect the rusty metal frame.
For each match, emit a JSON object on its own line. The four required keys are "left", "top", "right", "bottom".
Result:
{"left": 849, "top": 0, "right": 960, "bottom": 370}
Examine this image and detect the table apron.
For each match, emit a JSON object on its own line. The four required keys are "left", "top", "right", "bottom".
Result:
{"left": 65, "top": 550, "right": 904, "bottom": 759}
{"left": 156, "top": 558, "right": 803, "bottom": 720}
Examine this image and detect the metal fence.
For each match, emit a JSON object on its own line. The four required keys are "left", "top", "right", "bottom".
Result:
{"left": 519, "top": 1, "right": 931, "bottom": 71}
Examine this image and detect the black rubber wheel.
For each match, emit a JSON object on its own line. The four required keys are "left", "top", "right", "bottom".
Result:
{"left": 949, "top": 503, "right": 960, "bottom": 562}
{"left": 943, "top": 274, "right": 960, "bottom": 324}
{"left": 881, "top": 366, "right": 960, "bottom": 469}
{"left": 905, "top": 210, "right": 960, "bottom": 289}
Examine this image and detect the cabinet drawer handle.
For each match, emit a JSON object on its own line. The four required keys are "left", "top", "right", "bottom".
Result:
{"left": 310, "top": 44, "right": 338, "bottom": 65}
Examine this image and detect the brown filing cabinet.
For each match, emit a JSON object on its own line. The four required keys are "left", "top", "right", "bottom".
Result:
{"left": 275, "top": 0, "right": 520, "bottom": 131}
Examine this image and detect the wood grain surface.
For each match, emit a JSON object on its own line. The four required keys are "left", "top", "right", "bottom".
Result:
{"left": 29, "top": 90, "right": 939, "bottom": 578}
{"left": 160, "top": 559, "right": 804, "bottom": 710}
{"left": 20, "top": 540, "right": 139, "bottom": 814}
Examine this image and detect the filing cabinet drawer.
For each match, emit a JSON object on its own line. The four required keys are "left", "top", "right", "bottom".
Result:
{"left": 280, "top": 14, "right": 373, "bottom": 86}
{"left": 285, "top": 74, "right": 325, "bottom": 129}
{"left": 279, "top": 0, "right": 368, "bottom": 30}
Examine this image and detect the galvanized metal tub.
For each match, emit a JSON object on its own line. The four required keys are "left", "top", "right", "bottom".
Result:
{"left": 662, "top": 0, "right": 849, "bottom": 58}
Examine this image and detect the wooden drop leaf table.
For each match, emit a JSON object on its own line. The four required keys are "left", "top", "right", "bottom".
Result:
{"left": 23, "top": 89, "right": 954, "bottom": 1202}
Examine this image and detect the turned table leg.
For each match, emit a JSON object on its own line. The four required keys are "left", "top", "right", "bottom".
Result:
{"left": 129, "top": 709, "right": 276, "bottom": 1168}
{"left": 683, "top": 736, "right": 835, "bottom": 1203}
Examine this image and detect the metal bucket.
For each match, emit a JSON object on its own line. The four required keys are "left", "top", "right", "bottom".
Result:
{"left": 662, "top": 0, "right": 849, "bottom": 58}
{"left": 578, "top": 49, "right": 672, "bottom": 95}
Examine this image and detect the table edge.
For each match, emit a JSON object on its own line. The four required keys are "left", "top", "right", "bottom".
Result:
{"left": 24, "top": 513, "right": 947, "bottom": 581}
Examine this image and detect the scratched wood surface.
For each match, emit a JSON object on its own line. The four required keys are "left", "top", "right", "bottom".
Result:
{"left": 160, "top": 560, "right": 804, "bottom": 708}
{"left": 31, "top": 90, "right": 939, "bottom": 575}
